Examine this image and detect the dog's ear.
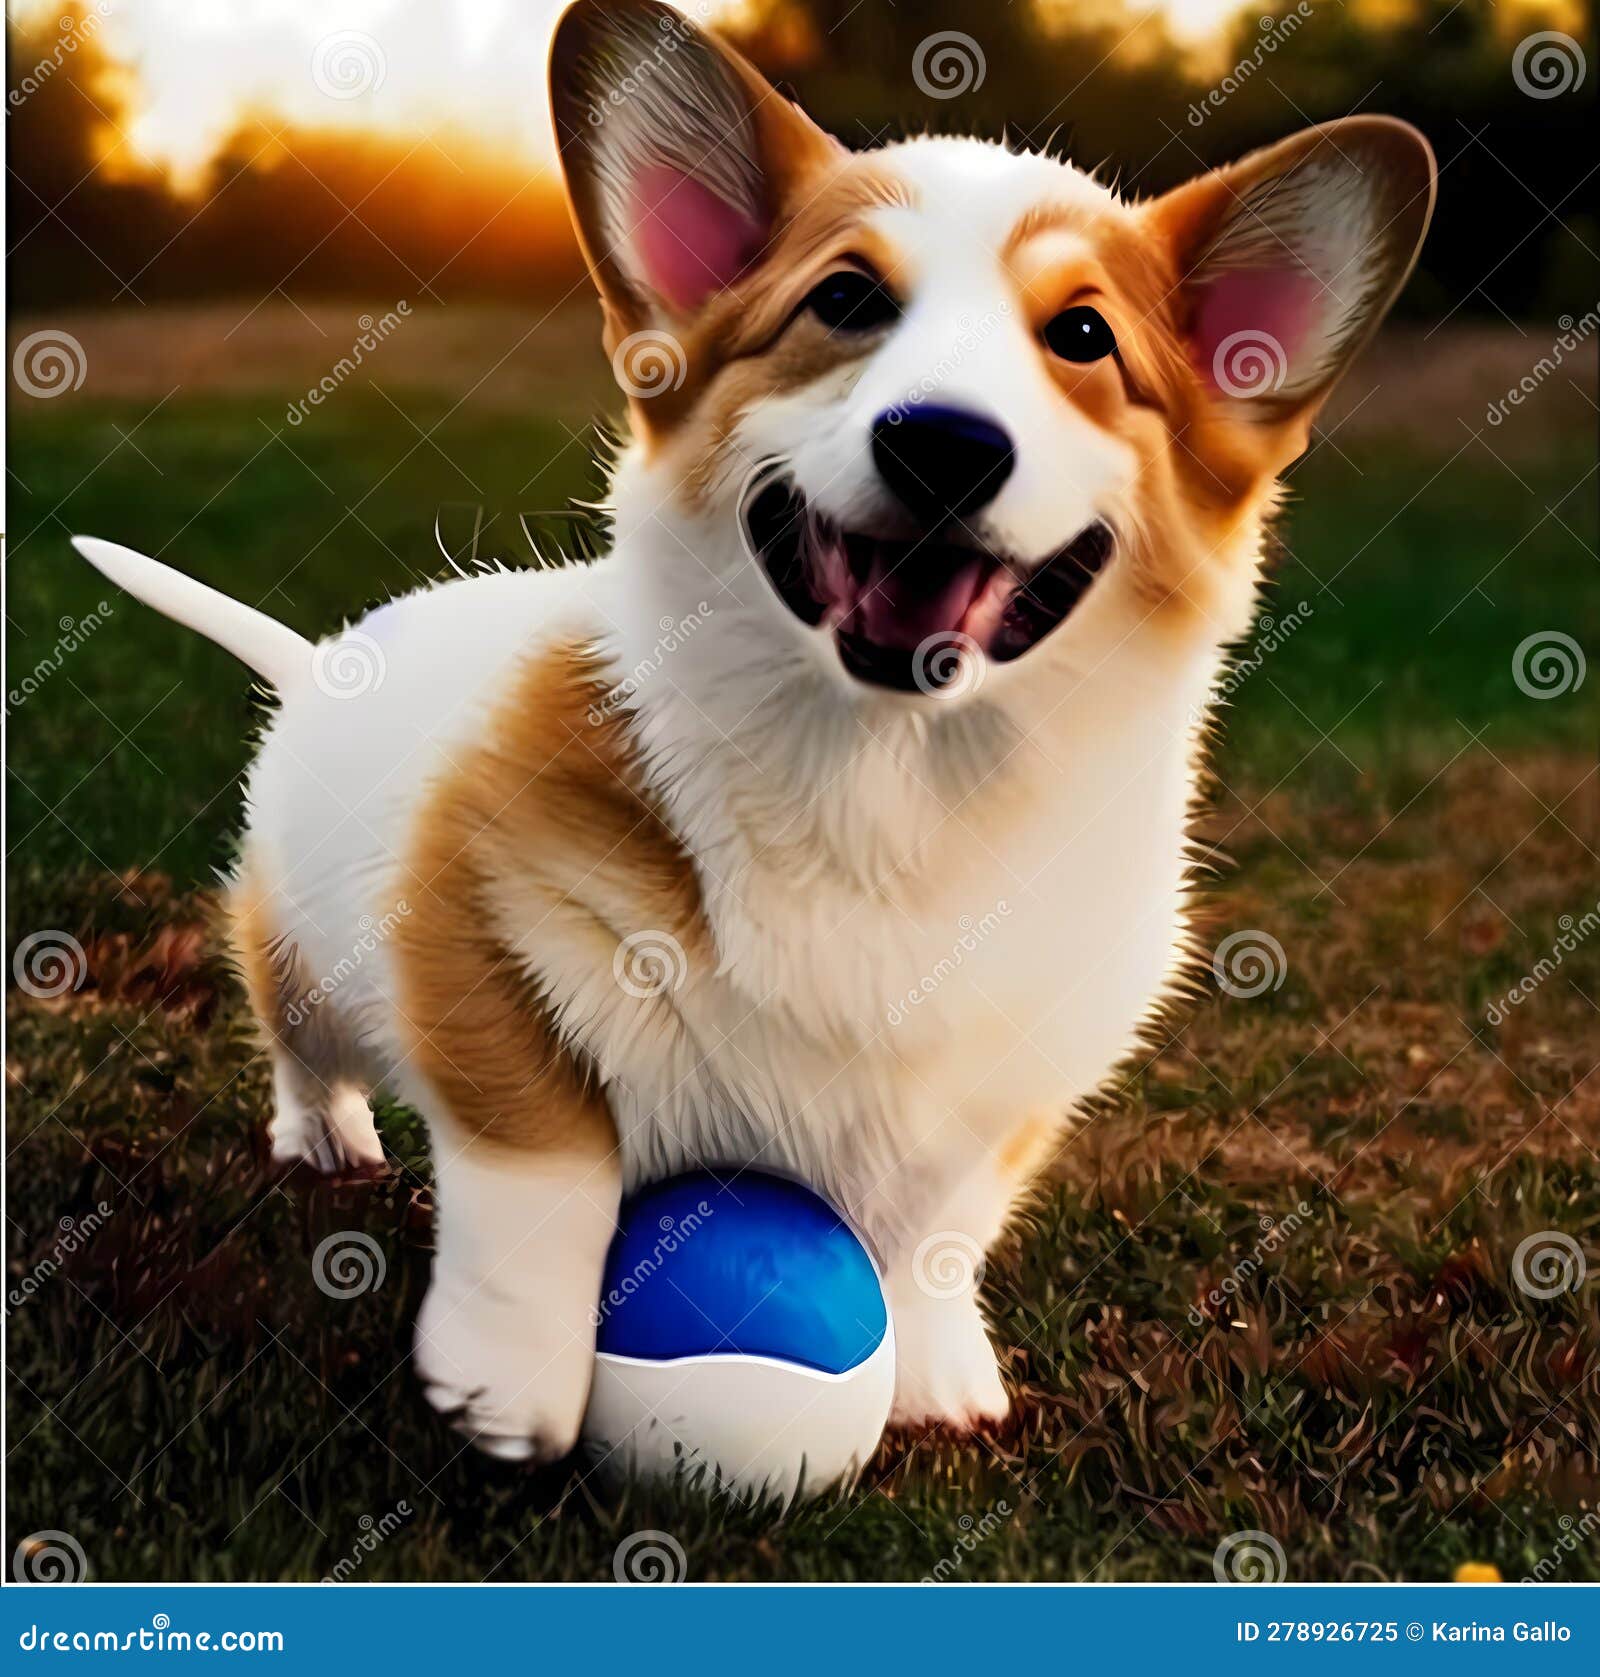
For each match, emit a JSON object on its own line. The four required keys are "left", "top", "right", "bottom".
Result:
{"left": 1146, "top": 117, "right": 1434, "bottom": 444}
{"left": 549, "top": 0, "right": 838, "bottom": 341}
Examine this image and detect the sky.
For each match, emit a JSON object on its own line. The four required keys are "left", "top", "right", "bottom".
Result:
{"left": 11, "top": 0, "right": 1269, "bottom": 187}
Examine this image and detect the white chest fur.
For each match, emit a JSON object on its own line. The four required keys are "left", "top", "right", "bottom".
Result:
{"left": 553, "top": 626, "right": 1205, "bottom": 1249}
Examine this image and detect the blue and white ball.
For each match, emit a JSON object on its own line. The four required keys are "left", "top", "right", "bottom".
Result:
{"left": 583, "top": 1171, "right": 894, "bottom": 1502}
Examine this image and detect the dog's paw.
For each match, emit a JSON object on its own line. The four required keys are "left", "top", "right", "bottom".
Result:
{"left": 270, "top": 1084, "right": 385, "bottom": 1176}
{"left": 413, "top": 1273, "right": 593, "bottom": 1463}
{"left": 887, "top": 1291, "right": 1009, "bottom": 1431}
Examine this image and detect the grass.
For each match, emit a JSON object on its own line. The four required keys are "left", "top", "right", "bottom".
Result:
{"left": 5, "top": 367, "right": 1598, "bottom": 1582}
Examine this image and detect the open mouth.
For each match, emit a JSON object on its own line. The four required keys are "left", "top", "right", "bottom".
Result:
{"left": 743, "top": 479, "right": 1114, "bottom": 694}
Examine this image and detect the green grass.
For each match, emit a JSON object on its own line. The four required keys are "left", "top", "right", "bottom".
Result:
{"left": 6, "top": 389, "right": 1598, "bottom": 1582}
{"left": 7, "top": 395, "right": 603, "bottom": 892}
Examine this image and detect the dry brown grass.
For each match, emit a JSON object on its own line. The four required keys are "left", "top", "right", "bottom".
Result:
{"left": 10, "top": 309, "right": 1593, "bottom": 456}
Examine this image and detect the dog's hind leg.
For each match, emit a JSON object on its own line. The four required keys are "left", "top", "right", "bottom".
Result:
{"left": 226, "top": 880, "right": 385, "bottom": 1174}
{"left": 264, "top": 1051, "right": 384, "bottom": 1174}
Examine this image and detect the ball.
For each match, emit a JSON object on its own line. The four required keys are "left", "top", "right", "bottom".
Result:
{"left": 583, "top": 1170, "right": 894, "bottom": 1503}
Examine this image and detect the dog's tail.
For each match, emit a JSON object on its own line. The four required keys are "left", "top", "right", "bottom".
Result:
{"left": 71, "top": 537, "right": 311, "bottom": 693}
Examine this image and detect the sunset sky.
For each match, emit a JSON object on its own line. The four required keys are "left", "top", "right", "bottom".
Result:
{"left": 11, "top": 0, "right": 1582, "bottom": 190}
{"left": 13, "top": 0, "right": 1274, "bottom": 185}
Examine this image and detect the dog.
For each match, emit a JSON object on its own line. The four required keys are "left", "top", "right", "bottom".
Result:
{"left": 72, "top": 0, "right": 1434, "bottom": 1464}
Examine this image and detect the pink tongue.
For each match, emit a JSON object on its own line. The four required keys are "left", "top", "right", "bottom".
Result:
{"left": 857, "top": 553, "right": 985, "bottom": 649}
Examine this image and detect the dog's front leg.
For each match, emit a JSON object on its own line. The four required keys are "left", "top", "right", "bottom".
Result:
{"left": 880, "top": 1112, "right": 1061, "bottom": 1431}
{"left": 885, "top": 1248, "right": 1010, "bottom": 1432}
{"left": 413, "top": 1112, "right": 620, "bottom": 1463}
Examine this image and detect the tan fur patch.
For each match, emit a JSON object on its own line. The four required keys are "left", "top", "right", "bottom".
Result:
{"left": 390, "top": 639, "right": 708, "bottom": 1155}
{"left": 995, "top": 195, "right": 1289, "bottom": 629}
{"left": 223, "top": 878, "right": 298, "bottom": 1046}
{"left": 630, "top": 160, "right": 915, "bottom": 451}
{"left": 998, "top": 1111, "right": 1061, "bottom": 1181}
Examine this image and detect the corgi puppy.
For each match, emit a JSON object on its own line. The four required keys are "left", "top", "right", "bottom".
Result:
{"left": 72, "top": 0, "right": 1433, "bottom": 1463}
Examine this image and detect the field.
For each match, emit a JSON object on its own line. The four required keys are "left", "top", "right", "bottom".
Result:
{"left": 5, "top": 308, "right": 1598, "bottom": 1582}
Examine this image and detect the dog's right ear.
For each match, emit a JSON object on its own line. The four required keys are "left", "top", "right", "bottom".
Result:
{"left": 549, "top": 0, "right": 838, "bottom": 345}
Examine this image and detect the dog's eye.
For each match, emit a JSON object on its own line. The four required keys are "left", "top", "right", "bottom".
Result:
{"left": 803, "top": 270, "right": 899, "bottom": 333}
{"left": 1043, "top": 305, "right": 1117, "bottom": 364}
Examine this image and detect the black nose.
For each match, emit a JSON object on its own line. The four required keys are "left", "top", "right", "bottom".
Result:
{"left": 870, "top": 404, "right": 1015, "bottom": 525}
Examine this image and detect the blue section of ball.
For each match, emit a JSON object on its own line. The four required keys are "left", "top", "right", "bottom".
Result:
{"left": 596, "top": 1171, "right": 886, "bottom": 1375}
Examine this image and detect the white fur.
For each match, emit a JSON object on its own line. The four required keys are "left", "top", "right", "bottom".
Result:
{"left": 416, "top": 1140, "right": 619, "bottom": 1461}
{"left": 72, "top": 537, "right": 310, "bottom": 691}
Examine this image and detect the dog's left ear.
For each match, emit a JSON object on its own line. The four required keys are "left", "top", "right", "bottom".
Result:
{"left": 549, "top": 0, "right": 838, "bottom": 345}
{"left": 1146, "top": 117, "right": 1435, "bottom": 449}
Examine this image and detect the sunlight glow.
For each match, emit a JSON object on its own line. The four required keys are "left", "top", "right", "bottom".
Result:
{"left": 15, "top": 0, "right": 575, "bottom": 187}
{"left": 9, "top": 0, "right": 1281, "bottom": 187}
{"left": 11, "top": 0, "right": 1582, "bottom": 190}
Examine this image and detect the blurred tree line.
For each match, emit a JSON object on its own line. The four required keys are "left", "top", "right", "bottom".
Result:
{"left": 8, "top": 0, "right": 1595, "bottom": 319}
